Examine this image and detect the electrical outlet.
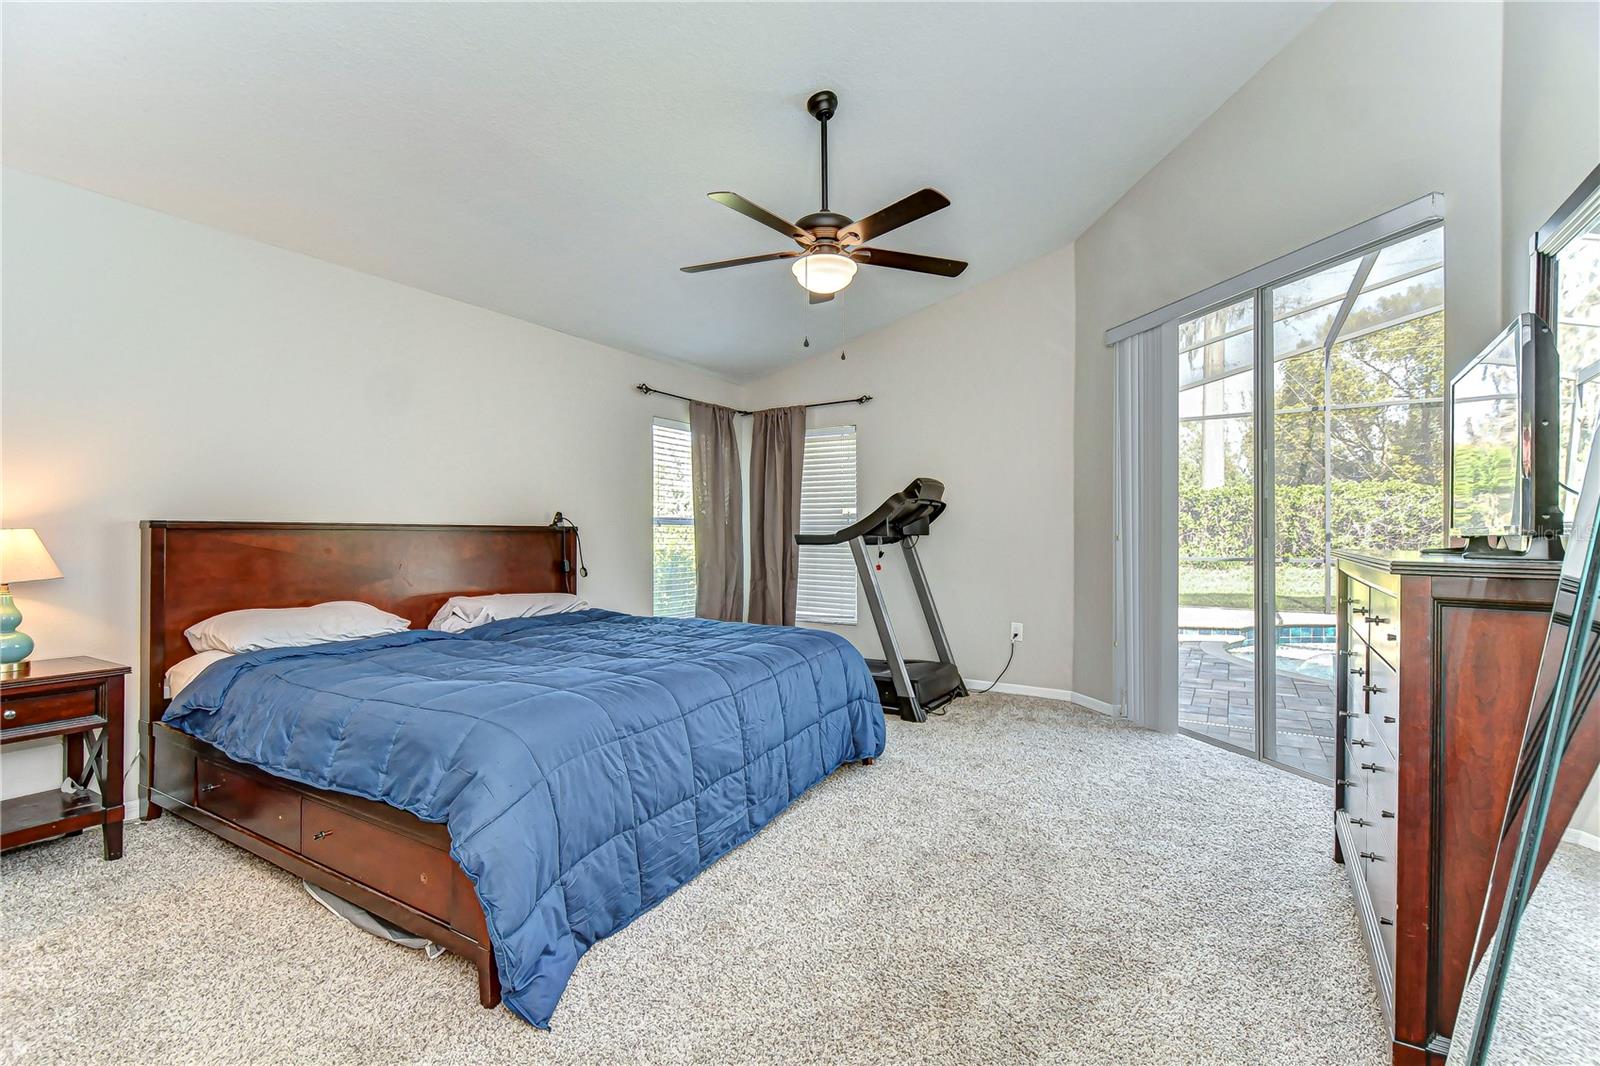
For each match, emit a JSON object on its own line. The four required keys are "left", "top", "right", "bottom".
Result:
{"left": 1010, "top": 622, "right": 1024, "bottom": 644}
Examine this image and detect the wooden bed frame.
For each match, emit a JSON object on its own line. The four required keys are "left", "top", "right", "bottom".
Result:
{"left": 140, "top": 520, "right": 577, "bottom": 1010}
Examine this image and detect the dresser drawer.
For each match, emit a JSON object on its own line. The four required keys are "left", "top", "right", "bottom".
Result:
{"left": 1367, "top": 654, "right": 1399, "bottom": 758}
{"left": 301, "top": 801, "right": 453, "bottom": 921}
{"left": 1, "top": 688, "right": 99, "bottom": 731}
{"left": 197, "top": 759, "right": 301, "bottom": 850}
{"left": 1344, "top": 582, "right": 1371, "bottom": 636}
{"left": 1364, "top": 587, "right": 1400, "bottom": 666}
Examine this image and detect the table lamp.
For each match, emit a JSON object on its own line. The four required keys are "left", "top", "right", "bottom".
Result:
{"left": 0, "top": 528, "right": 64, "bottom": 677}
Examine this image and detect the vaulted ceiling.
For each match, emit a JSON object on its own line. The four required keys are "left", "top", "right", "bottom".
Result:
{"left": 3, "top": 3, "right": 1323, "bottom": 379}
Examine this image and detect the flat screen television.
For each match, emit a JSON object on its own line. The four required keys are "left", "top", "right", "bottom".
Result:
{"left": 1448, "top": 313, "right": 1564, "bottom": 552}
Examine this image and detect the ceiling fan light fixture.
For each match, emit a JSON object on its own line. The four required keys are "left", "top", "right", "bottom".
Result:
{"left": 791, "top": 251, "right": 857, "bottom": 295}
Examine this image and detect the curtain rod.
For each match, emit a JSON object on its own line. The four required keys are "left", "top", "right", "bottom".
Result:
{"left": 635, "top": 383, "right": 871, "bottom": 417}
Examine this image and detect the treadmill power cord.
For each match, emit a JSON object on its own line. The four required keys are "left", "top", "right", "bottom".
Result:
{"left": 974, "top": 641, "right": 1018, "bottom": 695}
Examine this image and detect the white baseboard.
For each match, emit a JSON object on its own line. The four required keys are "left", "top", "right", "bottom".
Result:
{"left": 1562, "top": 826, "right": 1600, "bottom": 852}
{"left": 960, "top": 679, "right": 1122, "bottom": 717}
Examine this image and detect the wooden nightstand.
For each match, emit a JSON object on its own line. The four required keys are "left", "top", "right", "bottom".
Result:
{"left": 1, "top": 657, "right": 131, "bottom": 859}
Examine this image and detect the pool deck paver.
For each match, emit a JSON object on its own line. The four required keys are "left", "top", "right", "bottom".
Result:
{"left": 1176, "top": 641, "right": 1336, "bottom": 779}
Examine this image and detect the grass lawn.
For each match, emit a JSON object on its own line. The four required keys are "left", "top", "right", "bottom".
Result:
{"left": 1180, "top": 563, "right": 1328, "bottom": 612}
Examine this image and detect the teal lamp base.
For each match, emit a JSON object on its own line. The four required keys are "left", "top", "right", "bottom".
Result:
{"left": 0, "top": 584, "right": 35, "bottom": 677}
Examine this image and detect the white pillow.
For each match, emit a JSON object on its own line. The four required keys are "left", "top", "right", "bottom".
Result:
{"left": 184, "top": 601, "right": 411, "bottom": 654}
{"left": 164, "top": 650, "right": 233, "bottom": 699}
{"left": 429, "top": 593, "right": 589, "bottom": 634}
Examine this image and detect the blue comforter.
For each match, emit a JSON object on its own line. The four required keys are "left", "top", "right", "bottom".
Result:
{"left": 163, "top": 609, "right": 884, "bottom": 1027}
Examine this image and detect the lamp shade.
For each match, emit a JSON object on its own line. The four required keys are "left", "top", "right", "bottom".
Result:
{"left": 0, "top": 529, "right": 63, "bottom": 584}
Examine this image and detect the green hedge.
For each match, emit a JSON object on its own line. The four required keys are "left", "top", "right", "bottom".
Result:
{"left": 1180, "top": 480, "right": 1442, "bottom": 561}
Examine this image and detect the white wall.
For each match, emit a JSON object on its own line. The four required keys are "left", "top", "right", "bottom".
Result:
{"left": 749, "top": 245, "right": 1077, "bottom": 697}
{"left": 0, "top": 170, "right": 744, "bottom": 801}
{"left": 1071, "top": 1, "right": 1510, "bottom": 707}
{"left": 1498, "top": 0, "right": 1600, "bottom": 845}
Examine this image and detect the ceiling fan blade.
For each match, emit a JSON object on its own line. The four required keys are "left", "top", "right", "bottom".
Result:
{"left": 680, "top": 251, "right": 800, "bottom": 274}
{"left": 836, "top": 189, "right": 950, "bottom": 245}
{"left": 809, "top": 290, "right": 834, "bottom": 305}
{"left": 854, "top": 248, "right": 968, "bottom": 277}
{"left": 708, "top": 192, "right": 814, "bottom": 246}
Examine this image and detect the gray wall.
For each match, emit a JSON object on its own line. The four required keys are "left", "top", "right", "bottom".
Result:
{"left": 1070, "top": 0, "right": 1593, "bottom": 706}
{"left": 749, "top": 245, "right": 1079, "bottom": 696}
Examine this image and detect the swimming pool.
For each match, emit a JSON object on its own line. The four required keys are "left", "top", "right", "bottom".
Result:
{"left": 1228, "top": 641, "right": 1336, "bottom": 682}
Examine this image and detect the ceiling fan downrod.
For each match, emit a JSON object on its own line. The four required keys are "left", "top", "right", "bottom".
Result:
{"left": 807, "top": 90, "right": 837, "bottom": 213}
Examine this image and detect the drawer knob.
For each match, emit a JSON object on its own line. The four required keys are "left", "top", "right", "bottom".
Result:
{"left": 1358, "top": 851, "right": 1385, "bottom": 862}
{"left": 2, "top": 709, "right": 15, "bottom": 721}
{"left": 1360, "top": 762, "right": 1387, "bottom": 773}
{"left": 312, "top": 829, "right": 333, "bottom": 841}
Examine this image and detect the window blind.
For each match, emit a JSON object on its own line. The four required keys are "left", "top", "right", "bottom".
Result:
{"left": 797, "top": 425, "right": 858, "bottom": 624}
{"left": 651, "top": 418, "right": 695, "bottom": 618}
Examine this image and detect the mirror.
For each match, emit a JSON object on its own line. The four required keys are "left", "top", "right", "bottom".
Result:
{"left": 1450, "top": 434, "right": 1600, "bottom": 1064}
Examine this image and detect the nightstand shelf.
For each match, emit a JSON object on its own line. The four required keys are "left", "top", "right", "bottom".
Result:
{"left": 1, "top": 656, "right": 130, "bottom": 859}
{"left": 1, "top": 789, "right": 108, "bottom": 848}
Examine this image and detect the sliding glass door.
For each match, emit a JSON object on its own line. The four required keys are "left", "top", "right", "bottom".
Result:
{"left": 1177, "top": 225, "right": 1444, "bottom": 780}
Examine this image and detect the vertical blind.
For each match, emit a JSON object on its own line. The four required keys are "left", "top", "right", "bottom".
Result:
{"left": 651, "top": 418, "right": 695, "bottom": 617}
{"left": 797, "top": 425, "right": 859, "bottom": 624}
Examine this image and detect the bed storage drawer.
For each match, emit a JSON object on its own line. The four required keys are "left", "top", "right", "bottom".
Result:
{"left": 196, "top": 758, "right": 301, "bottom": 849}
{"left": 301, "top": 801, "right": 454, "bottom": 920}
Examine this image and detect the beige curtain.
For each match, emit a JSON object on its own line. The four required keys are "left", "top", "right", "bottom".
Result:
{"left": 690, "top": 401, "right": 745, "bottom": 621}
{"left": 748, "top": 405, "right": 807, "bottom": 626}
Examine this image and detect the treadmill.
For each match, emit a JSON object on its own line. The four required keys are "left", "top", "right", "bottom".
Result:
{"left": 795, "top": 477, "right": 966, "bottom": 722}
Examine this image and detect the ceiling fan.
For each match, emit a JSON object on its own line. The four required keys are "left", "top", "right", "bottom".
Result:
{"left": 681, "top": 90, "right": 967, "bottom": 303}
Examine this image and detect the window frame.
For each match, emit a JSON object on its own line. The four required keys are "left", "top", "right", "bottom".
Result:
{"left": 650, "top": 416, "right": 695, "bottom": 618}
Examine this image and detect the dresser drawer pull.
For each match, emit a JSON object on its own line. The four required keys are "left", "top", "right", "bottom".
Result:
{"left": 1381, "top": 810, "right": 1395, "bottom": 819}
{"left": 200, "top": 782, "right": 222, "bottom": 793}
{"left": 1362, "top": 684, "right": 1385, "bottom": 694}
{"left": 1378, "top": 917, "right": 1394, "bottom": 927}
{"left": 1382, "top": 715, "right": 1396, "bottom": 724}
{"left": 1385, "top": 633, "right": 1397, "bottom": 642}
{"left": 1358, "top": 851, "right": 1385, "bottom": 862}
{"left": 1360, "top": 762, "right": 1387, "bottom": 773}
{"left": 2, "top": 709, "right": 14, "bottom": 721}
{"left": 312, "top": 829, "right": 334, "bottom": 841}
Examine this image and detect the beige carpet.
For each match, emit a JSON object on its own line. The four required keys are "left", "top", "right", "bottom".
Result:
{"left": 2, "top": 695, "right": 1391, "bottom": 1064}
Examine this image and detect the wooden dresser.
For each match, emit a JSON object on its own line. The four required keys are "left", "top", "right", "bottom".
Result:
{"left": 1333, "top": 550, "right": 1562, "bottom": 1065}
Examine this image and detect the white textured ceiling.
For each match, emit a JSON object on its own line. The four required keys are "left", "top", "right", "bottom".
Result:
{"left": 2, "top": 2, "right": 1322, "bottom": 380}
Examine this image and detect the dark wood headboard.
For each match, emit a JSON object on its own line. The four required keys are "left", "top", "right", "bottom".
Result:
{"left": 140, "top": 521, "right": 575, "bottom": 721}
